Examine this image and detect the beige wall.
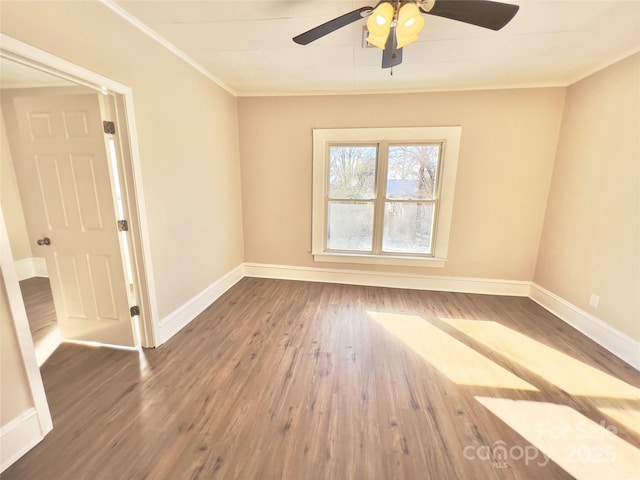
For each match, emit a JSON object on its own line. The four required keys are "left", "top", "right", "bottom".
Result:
{"left": 535, "top": 53, "right": 640, "bottom": 341}
{"left": 0, "top": 106, "right": 32, "bottom": 261}
{"left": 0, "top": 1, "right": 633, "bottom": 348}
{"left": 0, "top": 1, "right": 244, "bottom": 318}
{"left": 238, "top": 88, "right": 565, "bottom": 281}
{"left": 0, "top": 270, "right": 33, "bottom": 425}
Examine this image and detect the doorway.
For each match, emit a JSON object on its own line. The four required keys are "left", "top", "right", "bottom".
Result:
{"left": 0, "top": 59, "right": 68, "bottom": 365}
{"left": 3, "top": 86, "right": 142, "bottom": 349}
{"left": 0, "top": 35, "right": 157, "bottom": 471}
{"left": 0, "top": 39, "right": 156, "bottom": 356}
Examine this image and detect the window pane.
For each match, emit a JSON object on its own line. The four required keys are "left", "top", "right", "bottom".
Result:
{"left": 327, "top": 201, "right": 374, "bottom": 251}
{"left": 329, "top": 146, "right": 377, "bottom": 199}
{"left": 387, "top": 145, "right": 440, "bottom": 200}
{"left": 382, "top": 202, "right": 435, "bottom": 254}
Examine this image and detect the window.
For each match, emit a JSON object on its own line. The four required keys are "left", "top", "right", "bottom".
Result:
{"left": 312, "top": 127, "right": 461, "bottom": 267}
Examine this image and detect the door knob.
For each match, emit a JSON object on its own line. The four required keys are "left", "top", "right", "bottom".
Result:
{"left": 36, "top": 237, "right": 51, "bottom": 246}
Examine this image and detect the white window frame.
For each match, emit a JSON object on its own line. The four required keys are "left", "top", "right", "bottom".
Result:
{"left": 312, "top": 126, "right": 461, "bottom": 268}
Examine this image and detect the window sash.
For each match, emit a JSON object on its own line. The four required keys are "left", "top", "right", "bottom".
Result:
{"left": 381, "top": 200, "right": 437, "bottom": 255}
{"left": 327, "top": 143, "right": 378, "bottom": 201}
{"left": 326, "top": 199, "right": 375, "bottom": 253}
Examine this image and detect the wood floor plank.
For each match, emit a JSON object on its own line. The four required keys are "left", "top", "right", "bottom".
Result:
{"left": 19, "top": 277, "right": 57, "bottom": 345}
{"left": 3, "top": 277, "right": 639, "bottom": 479}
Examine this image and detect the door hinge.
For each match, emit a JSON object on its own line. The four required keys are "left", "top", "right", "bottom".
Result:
{"left": 117, "top": 219, "right": 129, "bottom": 232}
{"left": 103, "top": 121, "right": 116, "bottom": 134}
{"left": 130, "top": 305, "right": 140, "bottom": 317}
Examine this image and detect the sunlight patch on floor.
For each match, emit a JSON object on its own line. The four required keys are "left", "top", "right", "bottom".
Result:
{"left": 367, "top": 311, "right": 537, "bottom": 391}
{"left": 35, "top": 326, "right": 62, "bottom": 367}
{"left": 138, "top": 348, "right": 153, "bottom": 380}
{"left": 597, "top": 407, "right": 640, "bottom": 438}
{"left": 475, "top": 397, "right": 640, "bottom": 480}
{"left": 442, "top": 318, "right": 640, "bottom": 400}
{"left": 62, "top": 339, "right": 140, "bottom": 351}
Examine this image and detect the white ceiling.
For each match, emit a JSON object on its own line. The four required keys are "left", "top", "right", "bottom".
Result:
{"left": 111, "top": 0, "right": 640, "bottom": 96}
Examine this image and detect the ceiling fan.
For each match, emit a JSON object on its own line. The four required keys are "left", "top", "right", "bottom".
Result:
{"left": 293, "top": 0, "right": 520, "bottom": 68}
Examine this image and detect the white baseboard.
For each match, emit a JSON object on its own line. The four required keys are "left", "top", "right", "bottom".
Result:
{"left": 0, "top": 409, "right": 44, "bottom": 473}
{"left": 14, "top": 257, "right": 48, "bottom": 281}
{"left": 530, "top": 283, "right": 640, "bottom": 370}
{"left": 150, "top": 262, "right": 638, "bottom": 372}
{"left": 243, "top": 263, "right": 531, "bottom": 296}
{"left": 244, "top": 264, "right": 638, "bottom": 370}
{"left": 156, "top": 265, "right": 244, "bottom": 345}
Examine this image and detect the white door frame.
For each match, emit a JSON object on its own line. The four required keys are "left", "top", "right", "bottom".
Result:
{"left": 0, "top": 33, "right": 159, "bottom": 348}
{"left": 0, "top": 207, "right": 52, "bottom": 470}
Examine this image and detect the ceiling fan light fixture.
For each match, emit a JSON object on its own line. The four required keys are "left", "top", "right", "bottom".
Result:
{"left": 419, "top": 0, "right": 436, "bottom": 13}
{"left": 396, "top": 2, "right": 425, "bottom": 48}
{"left": 366, "top": 2, "right": 394, "bottom": 49}
{"left": 292, "top": 0, "right": 520, "bottom": 68}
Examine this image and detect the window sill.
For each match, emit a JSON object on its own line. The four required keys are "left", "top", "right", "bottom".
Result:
{"left": 313, "top": 252, "right": 446, "bottom": 268}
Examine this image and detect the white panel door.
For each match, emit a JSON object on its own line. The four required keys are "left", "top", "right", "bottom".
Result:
{"left": 6, "top": 93, "right": 136, "bottom": 347}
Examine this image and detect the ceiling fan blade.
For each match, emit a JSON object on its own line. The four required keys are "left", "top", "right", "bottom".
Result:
{"left": 382, "top": 27, "right": 403, "bottom": 68}
{"left": 421, "top": 0, "right": 519, "bottom": 31}
{"left": 293, "top": 6, "right": 374, "bottom": 45}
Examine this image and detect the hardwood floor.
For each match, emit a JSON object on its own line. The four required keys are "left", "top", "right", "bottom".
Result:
{"left": 19, "top": 277, "right": 61, "bottom": 366}
{"left": 19, "top": 277, "right": 57, "bottom": 345}
{"left": 3, "top": 278, "right": 639, "bottom": 479}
